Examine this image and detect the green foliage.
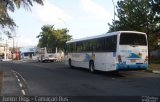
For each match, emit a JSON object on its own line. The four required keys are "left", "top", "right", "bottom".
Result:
{"left": 0, "top": 1, "right": 16, "bottom": 30}
{"left": 108, "top": 0, "right": 160, "bottom": 50}
{"left": 0, "top": 0, "right": 44, "bottom": 31}
{"left": 37, "top": 25, "right": 72, "bottom": 50}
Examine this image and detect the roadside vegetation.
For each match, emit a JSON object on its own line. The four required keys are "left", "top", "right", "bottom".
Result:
{"left": 149, "top": 59, "right": 160, "bottom": 72}
{"left": 37, "top": 25, "right": 72, "bottom": 50}
{"left": 151, "top": 59, "right": 160, "bottom": 64}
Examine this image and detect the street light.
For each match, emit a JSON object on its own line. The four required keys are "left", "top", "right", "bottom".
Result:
{"left": 58, "top": 18, "right": 67, "bottom": 29}
{"left": 58, "top": 18, "right": 70, "bottom": 41}
{"left": 112, "top": 0, "right": 116, "bottom": 31}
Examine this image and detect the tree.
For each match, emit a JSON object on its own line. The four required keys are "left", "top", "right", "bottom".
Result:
{"left": 108, "top": 0, "right": 159, "bottom": 50}
{"left": 0, "top": 0, "right": 44, "bottom": 31}
{"left": 37, "top": 25, "right": 72, "bottom": 50}
{"left": 150, "top": 0, "right": 160, "bottom": 34}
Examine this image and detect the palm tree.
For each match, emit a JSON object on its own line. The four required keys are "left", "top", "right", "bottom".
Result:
{"left": 4, "top": 0, "right": 44, "bottom": 11}
{"left": 0, "top": 0, "right": 44, "bottom": 30}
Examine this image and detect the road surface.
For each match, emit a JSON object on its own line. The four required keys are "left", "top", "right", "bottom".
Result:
{"left": 0, "top": 61, "right": 160, "bottom": 102}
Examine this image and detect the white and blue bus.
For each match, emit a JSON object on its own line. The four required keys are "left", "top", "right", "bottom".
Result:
{"left": 65, "top": 31, "right": 148, "bottom": 72}
{"left": 37, "top": 47, "right": 64, "bottom": 62}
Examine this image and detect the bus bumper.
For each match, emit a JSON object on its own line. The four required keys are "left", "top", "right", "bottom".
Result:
{"left": 116, "top": 63, "right": 148, "bottom": 70}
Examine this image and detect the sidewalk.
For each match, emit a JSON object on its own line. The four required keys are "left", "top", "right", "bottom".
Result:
{"left": 2, "top": 70, "right": 22, "bottom": 96}
{"left": 152, "top": 70, "right": 160, "bottom": 74}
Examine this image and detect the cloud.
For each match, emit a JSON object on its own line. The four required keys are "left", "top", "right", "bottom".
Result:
{"left": 35, "top": 0, "right": 72, "bottom": 23}
{"left": 80, "top": 0, "right": 111, "bottom": 20}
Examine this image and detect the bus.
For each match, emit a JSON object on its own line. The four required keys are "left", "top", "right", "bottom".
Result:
{"left": 37, "top": 47, "right": 64, "bottom": 62}
{"left": 65, "top": 31, "right": 148, "bottom": 72}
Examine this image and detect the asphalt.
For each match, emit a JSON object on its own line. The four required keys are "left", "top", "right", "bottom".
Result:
{"left": 0, "top": 61, "right": 160, "bottom": 102}
{"left": 0, "top": 62, "right": 22, "bottom": 96}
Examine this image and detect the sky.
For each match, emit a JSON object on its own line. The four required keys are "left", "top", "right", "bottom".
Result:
{"left": 2, "top": 0, "right": 118, "bottom": 47}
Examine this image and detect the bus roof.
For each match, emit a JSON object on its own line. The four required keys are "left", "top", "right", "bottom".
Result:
{"left": 66, "top": 31, "right": 146, "bottom": 43}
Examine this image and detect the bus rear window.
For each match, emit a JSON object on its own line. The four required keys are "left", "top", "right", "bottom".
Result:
{"left": 120, "top": 33, "right": 147, "bottom": 45}
{"left": 47, "top": 48, "right": 56, "bottom": 53}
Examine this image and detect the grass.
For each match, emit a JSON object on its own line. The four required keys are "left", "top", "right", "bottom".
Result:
{"left": 149, "top": 64, "right": 160, "bottom": 71}
{"left": 147, "top": 59, "right": 160, "bottom": 73}
{"left": 0, "top": 71, "right": 3, "bottom": 94}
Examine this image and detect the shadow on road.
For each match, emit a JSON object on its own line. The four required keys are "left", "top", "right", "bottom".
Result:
{"left": 64, "top": 67, "right": 159, "bottom": 79}
{"left": 66, "top": 67, "right": 125, "bottom": 78}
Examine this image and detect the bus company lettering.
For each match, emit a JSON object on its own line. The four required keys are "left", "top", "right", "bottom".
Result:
{"left": 120, "top": 50, "right": 132, "bottom": 53}
{"left": 120, "top": 49, "right": 147, "bottom": 53}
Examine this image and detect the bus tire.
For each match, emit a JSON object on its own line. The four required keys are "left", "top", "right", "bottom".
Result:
{"left": 69, "top": 59, "right": 73, "bottom": 68}
{"left": 89, "top": 61, "right": 95, "bottom": 73}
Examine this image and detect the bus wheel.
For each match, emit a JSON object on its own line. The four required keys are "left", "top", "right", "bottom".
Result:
{"left": 69, "top": 59, "right": 73, "bottom": 68}
{"left": 89, "top": 61, "right": 95, "bottom": 73}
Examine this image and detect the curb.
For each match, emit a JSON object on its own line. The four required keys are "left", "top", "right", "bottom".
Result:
{"left": 152, "top": 70, "right": 160, "bottom": 74}
{"left": 146, "top": 69, "right": 160, "bottom": 74}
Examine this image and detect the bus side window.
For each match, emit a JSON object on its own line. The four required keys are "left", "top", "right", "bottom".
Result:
{"left": 105, "top": 35, "right": 117, "bottom": 52}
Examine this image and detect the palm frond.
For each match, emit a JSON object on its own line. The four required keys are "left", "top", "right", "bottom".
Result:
{"left": 33, "top": 0, "right": 44, "bottom": 5}
{"left": 13, "top": 0, "right": 21, "bottom": 8}
{"left": 0, "top": 0, "right": 44, "bottom": 31}
{"left": 6, "top": 0, "right": 15, "bottom": 12}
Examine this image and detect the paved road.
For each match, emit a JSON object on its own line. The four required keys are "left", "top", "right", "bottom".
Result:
{"left": 0, "top": 61, "right": 160, "bottom": 102}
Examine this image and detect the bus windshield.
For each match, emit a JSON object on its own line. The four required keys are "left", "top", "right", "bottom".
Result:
{"left": 120, "top": 33, "right": 147, "bottom": 46}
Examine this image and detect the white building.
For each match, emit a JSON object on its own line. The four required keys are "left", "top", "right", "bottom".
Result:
{"left": 0, "top": 43, "right": 11, "bottom": 60}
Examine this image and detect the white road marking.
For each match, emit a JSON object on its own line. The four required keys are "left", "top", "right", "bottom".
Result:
{"left": 11, "top": 70, "right": 27, "bottom": 96}
{"left": 21, "top": 90, "right": 26, "bottom": 95}
{"left": 19, "top": 83, "right": 23, "bottom": 88}
{"left": 12, "top": 70, "right": 27, "bottom": 83}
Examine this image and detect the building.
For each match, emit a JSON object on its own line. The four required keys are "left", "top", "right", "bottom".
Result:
{"left": 20, "top": 47, "right": 38, "bottom": 60}
{"left": 0, "top": 43, "right": 12, "bottom": 60}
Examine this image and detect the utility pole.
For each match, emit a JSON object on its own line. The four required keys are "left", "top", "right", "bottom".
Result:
{"left": 112, "top": 0, "right": 116, "bottom": 31}
{"left": 4, "top": 40, "right": 7, "bottom": 60}
{"left": 12, "top": 26, "right": 18, "bottom": 60}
